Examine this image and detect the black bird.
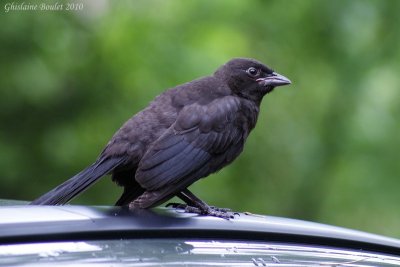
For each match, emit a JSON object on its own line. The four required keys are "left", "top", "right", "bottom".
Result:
{"left": 31, "top": 58, "right": 291, "bottom": 218}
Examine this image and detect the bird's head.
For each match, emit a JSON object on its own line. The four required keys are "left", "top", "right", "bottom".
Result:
{"left": 214, "top": 58, "right": 291, "bottom": 103}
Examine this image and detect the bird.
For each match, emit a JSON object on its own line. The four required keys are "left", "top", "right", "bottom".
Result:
{"left": 30, "top": 58, "right": 291, "bottom": 218}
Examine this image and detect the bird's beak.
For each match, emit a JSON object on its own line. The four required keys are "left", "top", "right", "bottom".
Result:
{"left": 257, "top": 72, "right": 291, "bottom": 87}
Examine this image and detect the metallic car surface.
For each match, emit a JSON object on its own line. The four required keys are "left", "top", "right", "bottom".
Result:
{"left": 1, "top": 200, "right": 400, "bottom": 266}
{"left": 1, "top": 201, "right": 399, "bottom": 255}
{"left": 1, "top": 239, "right": 400, "bottom": 266}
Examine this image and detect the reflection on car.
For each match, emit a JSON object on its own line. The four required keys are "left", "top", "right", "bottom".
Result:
{"left": 1, "top": 200, "right": 400, "bottom": 266}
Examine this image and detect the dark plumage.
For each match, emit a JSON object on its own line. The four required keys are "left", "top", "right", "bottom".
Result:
{"left": 31, "top": 58, "right": 291, "bottom": 218}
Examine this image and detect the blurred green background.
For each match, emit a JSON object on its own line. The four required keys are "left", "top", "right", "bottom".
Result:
{"left": 1, "top": 0, "right": 399, "bottom": 237}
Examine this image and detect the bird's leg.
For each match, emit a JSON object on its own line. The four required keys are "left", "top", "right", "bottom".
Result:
{"left": 180, "top": 189, "right": 231, "bottom": 212}
{"left": 170, "top": 189, "right": 235, "bottom": 219}
{"left": 165, "top": 191, "right": 205, "bottom": 214}
{"left": 177, "top": 191, "right": 199, "bottom": 207}
{"left": 166, "top": 192, "right": 200, "bottom": 212}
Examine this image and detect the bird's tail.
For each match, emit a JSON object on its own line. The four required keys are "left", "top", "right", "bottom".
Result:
{"left": 30, "top": 157, "right": 125, "bottom": 205}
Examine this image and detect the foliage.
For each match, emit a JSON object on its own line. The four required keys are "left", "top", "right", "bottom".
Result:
{"left": 1, "top": 0, "right": 399, "bottom": 237}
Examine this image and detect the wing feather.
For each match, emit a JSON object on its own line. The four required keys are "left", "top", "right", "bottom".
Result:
{"left": 135, "top": 96, "right": 244, "bottom": 193}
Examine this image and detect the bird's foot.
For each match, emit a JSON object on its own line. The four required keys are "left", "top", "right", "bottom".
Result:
{"left": 201, "top": 206, "right": 236, "bottom": 219}
{"left": 166, "top": 203, "right": 237, "bottom": 219}
{"left": 209, "top": 206, "right": 231, "bottom": 212}
{"left": 166, "top": 202, "right": 201, "bottom": 213}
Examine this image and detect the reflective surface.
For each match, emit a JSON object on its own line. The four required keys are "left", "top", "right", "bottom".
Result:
{"left": 2, "top": 204, "right": 400, "bottom": 253}
{"left": 1, "top": 239, "right": 399, "bottom": 266}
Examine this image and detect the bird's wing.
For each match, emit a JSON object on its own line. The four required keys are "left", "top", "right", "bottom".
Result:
{"left": 135, "top": 95, "right": 244, "bottom": 191}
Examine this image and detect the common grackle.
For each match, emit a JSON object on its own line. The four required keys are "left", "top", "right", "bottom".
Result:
{"left": 31, "top": 58, "right": 291, "bottom": 218}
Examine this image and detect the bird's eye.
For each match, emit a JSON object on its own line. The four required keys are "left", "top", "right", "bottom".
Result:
{"left": 247, "top": 67, "right": 259, "bottom": 76}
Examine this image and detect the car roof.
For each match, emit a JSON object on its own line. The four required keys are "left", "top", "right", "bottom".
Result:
{"left": 1, "top": 201, "right": 400, "bottom": 255}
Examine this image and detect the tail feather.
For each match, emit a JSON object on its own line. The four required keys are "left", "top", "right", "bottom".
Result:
{"left": 30, "top": 157, "right": 125, "bottom": 205}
